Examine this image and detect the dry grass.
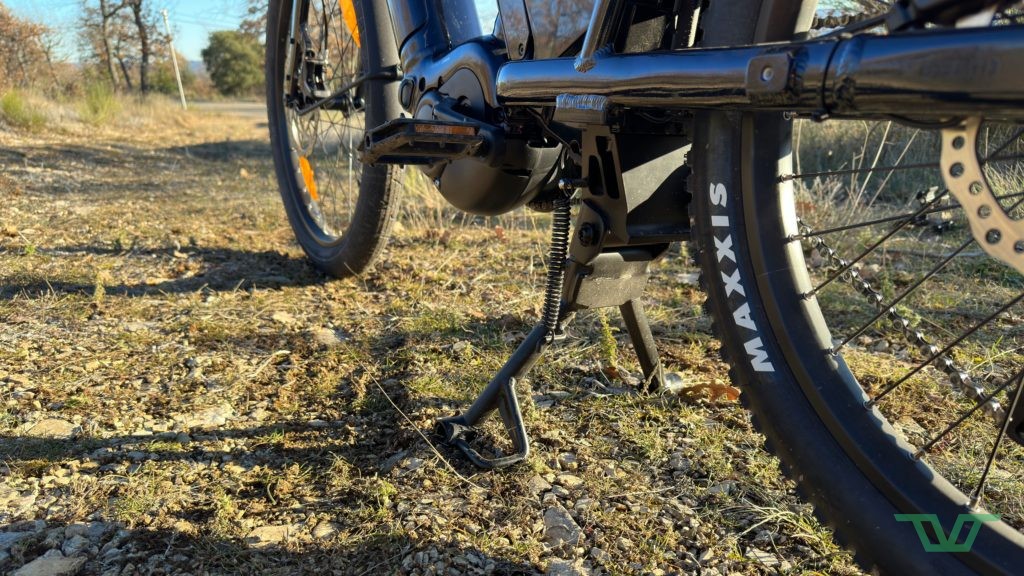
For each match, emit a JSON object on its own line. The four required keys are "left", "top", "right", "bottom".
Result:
{"left": 0, "top": 106, "right": 862, "bottom": 574}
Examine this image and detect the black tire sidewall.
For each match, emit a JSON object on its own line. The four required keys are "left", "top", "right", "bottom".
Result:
{"left": 266, "top": 0, "right": 400, "bottom": 278}
{"left": 691, "top": 1, "right": 1023, "bottom": 573}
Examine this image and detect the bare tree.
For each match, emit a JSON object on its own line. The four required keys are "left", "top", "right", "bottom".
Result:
{"left": 125, "top": 0, "right": 154, "bottom": 93}
{"left": 240, "top": 0, "right": 268, "bottom": 39}
{"left": 80, "top": 0, "right": 163, "bottom": 93}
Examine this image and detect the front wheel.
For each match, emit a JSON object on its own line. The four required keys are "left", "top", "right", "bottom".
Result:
{"left": 692, "top": 1, "right": 1024, "bottom": 573}
{"left": 266, "top": 0, "right": 402, "bottom": 277}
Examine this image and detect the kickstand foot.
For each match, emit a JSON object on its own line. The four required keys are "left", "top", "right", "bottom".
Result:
{"left": 437, "top": 324, "right": 550, "bottom": 469}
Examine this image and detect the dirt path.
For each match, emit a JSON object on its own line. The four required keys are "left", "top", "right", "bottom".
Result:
{"left": 190, "top": 101, "right": 268, "bottom": 120}
{"left": 0, "top": 107, "right": 860, "bottom": 575}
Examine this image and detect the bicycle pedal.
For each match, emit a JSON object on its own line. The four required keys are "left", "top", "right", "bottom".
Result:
{"left": 360, "top": 118, "right": 487, "bottom": 165}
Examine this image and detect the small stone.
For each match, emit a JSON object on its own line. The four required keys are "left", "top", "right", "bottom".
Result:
{"left": 271, "top": 311, "right": 296, "bottom": 324}
{"left": 589, "top": 547, "right": 610, "bottom": 563}
{"left": 550, "top": 485, "right": 571, "bottom": 499}
{"left": 667, "top": 452, "right": 691, "bottom": 472}
{"left": 223, "top": 463, "right": 245, "bottom": 475}
{"left": 706, "top": 481, "right": 735, "bottom": 496}
{"left": 61, "top": 535, "right": 89, "bottom": 557}
{"left": 183, "top": 403, "right": 234, "bottom": 428}
{"left": 745, "top": 547, "right": 779, "bottom": 567}
{"left": 245, "top": 525, "right": 293, "bottom": 547}
{"left": 543, "top": 505, "right": 582, "bottom": 548}
{"left": 11, "top": 549, "right": 85, "bottom": 576}
{"left": 21, "top": 419, "right": 80, "bottom": 440}
{"left": 312, "top": 327, "right": 346, "bottom": 348}
{"left": 0, "top": 532, "right": 33, "bottom": 551}
{"left": 556, "top": 453, "right": 578, "bottom": 470}
{"left": 404, "top": 457, "right": 425, "bottom": 472}
{"left": 547, "top": 558, "right": 586, "bottom": 576}
{"left": 311, "top": 521, "right": 338, "bottom": 540}
{"left": 555, "top": 474, "right": 584, "bottom": 490}
{"left": 5, "top": 373, "right": 30, "bottom": 386}
{"left": 380, "top": 450, "right": 408, "bottom": 473}
{"left": 526, "top": 475, "right": 551, "bottom": 496}
{"left": 574, "top": 498, "right": 595, "bottom": 512}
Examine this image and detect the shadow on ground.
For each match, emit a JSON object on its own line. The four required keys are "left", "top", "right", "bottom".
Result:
{"left": 0, "top": 244, "right": 325, "bottom": 298}
{"left": 166, "top": 140, "right": 271, "bottom": 163}
{"left": 1, "top": 373, "right": 542, "bottom": 574}
{"left": 1, "top": 520, "right": 539, "bottom": 575}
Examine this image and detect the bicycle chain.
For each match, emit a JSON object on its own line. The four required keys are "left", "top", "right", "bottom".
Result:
{"left": 797, "top": 220, "right": 1005, "bottom": 421}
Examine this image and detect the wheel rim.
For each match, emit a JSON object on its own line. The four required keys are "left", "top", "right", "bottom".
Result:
{"left": 282, "top": 0, "right": 365, "bottom": 245}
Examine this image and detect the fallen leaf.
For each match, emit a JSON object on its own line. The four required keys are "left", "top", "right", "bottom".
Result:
{"left": 676, "top": 382, "right": 741, "bottom": 403}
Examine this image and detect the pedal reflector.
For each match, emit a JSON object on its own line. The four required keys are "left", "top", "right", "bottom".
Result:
{"left": 360, "top": 118, "right": 486, "bottom": 165}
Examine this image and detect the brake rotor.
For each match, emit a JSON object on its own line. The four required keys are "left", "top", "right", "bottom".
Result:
{"left": 940, "top": 118, "right": 1024, "bottom": 275}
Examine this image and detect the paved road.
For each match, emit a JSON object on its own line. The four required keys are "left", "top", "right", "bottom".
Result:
{"left": 190, "top": 101, "right": 267, "bottom": 120}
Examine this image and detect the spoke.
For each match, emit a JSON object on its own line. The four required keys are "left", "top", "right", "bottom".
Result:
{"left": 833, "top": 237, "right": 974, "bottom": 353}
{"left": 779, "top": 161, "right": 939, "bottom": 183}
{"left": 984, "top": 153, "right": 1024, "bottom": 165}
{"left": 799, "top": 190, "right": 1024, "bottom": 238}
{"left": 835, "top": 191, "right": 1024, "bottom": 353}
{"left": 868, "top": 292, "right": 1024, "bottom": 406}
{"left": 914, "top": 367, "right": 1024, "bottom": 459}
{"left": 982, "top": 127, "right": 1024, "bottom": 163}
{"left": 969, "top": 372, "right": 1024, "bottom": 509}
{"left": 808, "top": 190, "right": 950, "bottom": 295}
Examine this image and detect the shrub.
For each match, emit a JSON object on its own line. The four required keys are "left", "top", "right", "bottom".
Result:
{"left": 78, "top": 82, "right": 121, "bottom": 125}
{"left": 0, "top": 90, "right": 45, "bottom": 130}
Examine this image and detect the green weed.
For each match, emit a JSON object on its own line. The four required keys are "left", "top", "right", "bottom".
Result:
{"left": 0, "top": 91, "right": 45, "bottom": 130}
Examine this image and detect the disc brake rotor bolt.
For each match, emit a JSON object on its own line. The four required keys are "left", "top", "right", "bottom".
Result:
{"left": 1015, "top": 241, "right": 1024, "bottom": 253}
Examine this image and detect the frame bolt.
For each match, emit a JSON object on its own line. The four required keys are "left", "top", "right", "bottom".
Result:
{"left": 398, "top": 77, "right": 416, "bottom": 109}
{"left": 558, "top": 178, "right": 586, "bottom": 192}
{"left": 760, "top": 65, "right": 775, "bottom": 82}
{"left": 986, "top": 229, "right": 1002, "bottom": 244}
{"left": 578, "top": 223, "right": 598, "bottom": 246}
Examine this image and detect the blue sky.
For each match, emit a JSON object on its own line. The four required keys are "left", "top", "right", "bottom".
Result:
{"left": 7, "top": 0, "right": 503, "bottom": 63}
{"left": 5, "top": 0, "right": 249, "bottom": 62}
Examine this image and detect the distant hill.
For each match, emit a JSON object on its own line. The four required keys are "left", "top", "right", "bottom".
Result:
{"left": 189, "top": 61, "right": 206, "bottom": 76}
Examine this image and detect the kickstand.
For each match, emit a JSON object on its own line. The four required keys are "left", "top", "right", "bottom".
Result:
{"left": 620, "top": 298, "right": 666, "bottom": 392}
{"left": 436, "top": 323, "right": 551, "bottom": 469}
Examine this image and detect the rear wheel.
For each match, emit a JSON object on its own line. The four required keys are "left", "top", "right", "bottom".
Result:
{"left": 692, "top": 1, "right": 1024, "bottom": 573}
{"left": 267, "top": 0, "right": 402, "bottom": 277}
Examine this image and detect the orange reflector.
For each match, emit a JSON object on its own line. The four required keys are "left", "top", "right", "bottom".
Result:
{"left": 340, "top": 0, "right": 361, "bottom": 48}
{"left": 413, "top": 123, "right": 478, "bottom": 136}
{"left": 299, "top": 156, "right": 319, "bottom": 201}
